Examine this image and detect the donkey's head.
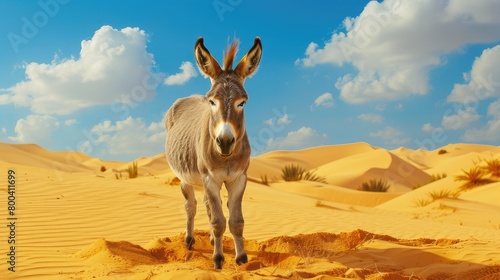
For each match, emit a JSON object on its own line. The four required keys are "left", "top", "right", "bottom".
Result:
{"left": 195, "top": 37, "right": 262, "bottom": 157}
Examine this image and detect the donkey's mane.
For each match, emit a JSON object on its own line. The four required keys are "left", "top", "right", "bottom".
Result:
{"left": 222, "top": 39, "right": 239, "bottom": 71}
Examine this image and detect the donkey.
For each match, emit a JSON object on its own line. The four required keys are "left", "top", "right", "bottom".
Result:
{"left": 165, "top": 37, "right": 262, "bottom": 269}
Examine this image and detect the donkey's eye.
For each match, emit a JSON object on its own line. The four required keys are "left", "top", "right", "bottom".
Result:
{"left": 237, "top": 101, "right": 246, "bottom": 107}
{"left": 209, "top": 100, "right": 216, "bottom": 106}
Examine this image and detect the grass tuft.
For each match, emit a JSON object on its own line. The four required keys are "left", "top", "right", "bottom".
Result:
{"left": 281, "top": 164, "right": 326, "bottom": 183}
{"left": 260, "top": 174, "right": 269, "bottom": 185}
{"left": 128, "top": 161, "right": 138, "bottom": 179}
{"left": 427, "top": 189, "right": 459, "bottom": 201}
{"left": 454, "top": 165, "right": 493, "bottom": 191}
{"left": 302, "top": 170, "right": 326, "bottom": 183}
{"left": 358, "top": 178, "right": 390, "bottom": 192}
{"left": 483, "top": 157, "right": 500, "bottom": 178}
{"left": 431, "top": 173, "right": 447, "bottom": 181}
{"left": 282, "top": 164, "right": 305, "bottom": 181}
{"left": 413, "top": 198, "right": 432, "bottom": 207}
{"left": 438, "top": 149, "right": 448, "bottom": 155}
{"left": 100, "top": 166, "right": 106, "bottom": 172}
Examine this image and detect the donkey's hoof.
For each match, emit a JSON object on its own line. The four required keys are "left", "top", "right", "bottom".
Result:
{"left": 235, "top": 253, "right": 248, "bottom": 265}
{"left": 185, "top": 235, "right": 195, "bottom": 250}
{"left": 213, "top": 254, "right": 225, "bottom": 269}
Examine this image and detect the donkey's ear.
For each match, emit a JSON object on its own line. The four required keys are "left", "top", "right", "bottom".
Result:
{"left": 234, "top": 37, "right": 262, "bottom": 82}
{"left": 194, "top": 37, "right": 222, "bottom": 81}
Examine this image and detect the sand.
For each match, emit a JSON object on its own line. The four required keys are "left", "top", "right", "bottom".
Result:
{"left": 1, "top": 142, "right": 500, "bottom": 279}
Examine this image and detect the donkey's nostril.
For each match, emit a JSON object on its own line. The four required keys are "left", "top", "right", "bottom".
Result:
{"left": 216, "top": 136, "right": 234, "bottom": 147}
{"left": 216, "top": 135, "right": 235, "bottom": 156}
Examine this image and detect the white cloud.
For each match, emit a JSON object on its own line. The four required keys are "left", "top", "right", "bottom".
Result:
{"left": 487, "top": 100, "right": 500, "bottom": 119}
{"left": 264, "top": 113, "right": 292, "bottom": 126}
{"left": 313, "top": 92, "right": 335, "bottom": 108}
{"left": 64, "top": 119, "right": 78, "bottom": 126}
{"left": 463, "top": 119, "right": 500, "bottom": 142}
{"left": 86, "top": 116, "right": 165, "bottom": 157}
{"left": 164, "top": 61, "right": 198, "bottom": 86}
{"left": 369, "top": 126, "right": 410, "bottom": 146}
{"left": 266, "top": 127, "right": 327, "bottom": 151}
{"left": 447, "top": 45, "right": 500, "bottom": 104}
{"left": 421, "top": 123, "right": 435, "bottom": 133}
{"left": 297, "top": 0, "right": 500, "bottom": 103}
{"left": 263, "top": 118, "right": 273, "bottom": 126}
{"left": 375, "top": 104, "right": 387, "bottom": 112}
{"left": 445, "top": 45, "right": 500, "bottom": 142}
{"left": 9, "top": 115, "right": 60, "bottom": 145}
{"left": 462, "top": 99, "right": 500, "bottom": 142}
{"left": 276, "top": 114, "right": 291, "bottom": 125}
{"left": 0, "top": 25, "right": 160, "bottom": 115}
{"left": 1, "top": 127, "right": 6, "bottom": 134}
{"left": 357, "top": 113, "right": 383, "bottom": 124}
{"left": 441, "top": 107, "right": 480, "bottom": 130}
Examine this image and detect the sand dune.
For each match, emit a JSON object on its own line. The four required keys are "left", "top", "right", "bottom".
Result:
{"left": 0, "top": 142, "right": 92, "bottom": 172}
{"left": 392, "top": 143, "right": 500, "bottom": 174}
{"left": 72, "top": 229, "right": 500, "bottom": 279}
{"left": 1, "top": 142, "right": 500, "bottom": 279}
{"left": 314, "top": 149, "right": 431, "bottom": 192}
{"left": 269, "top": 181, "right": 401, "bottom": 207}
{"left": 247, "top": 142, "right": 375, "bottom": 182}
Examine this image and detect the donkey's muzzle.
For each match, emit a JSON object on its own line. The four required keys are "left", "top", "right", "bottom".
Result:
{"left": 215, "top": 121, "right": 237, "bottom": 156}
{"left": 216, "top": 135, "right": 235, "bottom": 156}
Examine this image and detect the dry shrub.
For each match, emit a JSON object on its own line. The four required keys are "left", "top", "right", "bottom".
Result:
{"left": 431, "top": 173, "right": 447, "bottom": 181}
{"left": 483, "top": 157, "right": 500, "bottom": 178}
{"left": 281, "top": 164, "right": 326, "bottom": 183}
{"left": 427, "top": 189, "right": 459, "bottom": 201}
{"left": 438, "top": 149, "right": 448, "bottom": 155}
{"left": 260, "top": 174, "right": 269, "bottom": 185}
{"left": 454, "top": 166, "right": 493, "bottom": 191}
{"left": 128, "top": 161, "right": 138, "bottom": 179}
{"left": 413, "top": 198, "right": 432, "bottom": 207}
{"left": 281, "top": 164, "right": 305, "bottom": 181}
{"left": 358, "top": 178, "right": 390, "bottom": 192}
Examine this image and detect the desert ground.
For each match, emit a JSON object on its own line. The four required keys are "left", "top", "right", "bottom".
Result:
{"left": 1, "top": 141, "right": 500, "bottom": 279}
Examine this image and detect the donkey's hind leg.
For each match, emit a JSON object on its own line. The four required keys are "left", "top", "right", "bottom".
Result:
{"left": 181, "top": 182, "right": 197, "bottom": 250}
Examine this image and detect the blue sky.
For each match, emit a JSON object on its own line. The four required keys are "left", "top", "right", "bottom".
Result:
{"left": 1, "top": 0, "right": 499, "bottom": 161}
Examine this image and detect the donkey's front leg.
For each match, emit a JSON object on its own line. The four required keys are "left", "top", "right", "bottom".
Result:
{"left": 181, "top": 182, "right": 197, "bottom": 250}
{"left": 226, "top": 173, "right": 248, "bottom": 265}
{"left": 204, "top": 176, "right": 226, "bottom": 269}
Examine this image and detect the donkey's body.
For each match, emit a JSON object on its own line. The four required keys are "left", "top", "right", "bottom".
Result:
{"left": 165, "top": 37, "right": 261, "bottom": 269}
